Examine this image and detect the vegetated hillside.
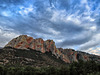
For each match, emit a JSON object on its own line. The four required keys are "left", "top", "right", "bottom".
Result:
{"left": 0, "top": 59, "right": 100, "bottom": 75}
{"left": 0, "top": 47, "right": 66, "bottom": 67}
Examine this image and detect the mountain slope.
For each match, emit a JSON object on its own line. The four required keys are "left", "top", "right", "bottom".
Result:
{"left": 0, "top": 35, "right": 99, "bottom": 66}
{"left": 0, "top": 47, "right": 66, "bottom": 67}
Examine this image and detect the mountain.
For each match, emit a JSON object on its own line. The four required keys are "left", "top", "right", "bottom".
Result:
{"left": 0, "top": 35, "right": 100, "bottom": 66}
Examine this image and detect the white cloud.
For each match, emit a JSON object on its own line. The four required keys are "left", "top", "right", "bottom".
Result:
{"left": 1, "top": 11, "right": 12, "bottom": 17}
{"left": 0, "top": 28, "right": 20, "bottom": 47}
{"left": 90, "top": 26, "right": 97, "bottom": 31}
{"left": 48, "top": 28, "right": 60, "bottom": 35}
{"left": 84, "top": 16, "right": 95, "bottom": 22}
{"left": 84, "top": 47, "right": 100, "bottom": 56}
{"left": 18, "top": 5, "right": 34, "bottom": 16}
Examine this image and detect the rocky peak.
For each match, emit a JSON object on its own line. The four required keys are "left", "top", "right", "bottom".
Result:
{"left": 5, "top": 35, "right": 33, "bottom": 49}
{"left": 5, "top": 35, "right": 56, "bottom": 53}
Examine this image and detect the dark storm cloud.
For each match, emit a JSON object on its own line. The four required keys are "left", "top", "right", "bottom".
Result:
{"left": 57, "top": 34, "right": 92, "bottom": 47}
{"left": 50, "top": 21, "right": 84, "bottom": 34}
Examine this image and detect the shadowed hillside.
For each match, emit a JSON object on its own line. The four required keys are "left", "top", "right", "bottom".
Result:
{"left": 0, "top": 47, "right": 66, "bottom": 67}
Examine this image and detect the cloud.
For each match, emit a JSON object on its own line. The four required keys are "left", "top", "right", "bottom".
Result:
{"left": 0, "top": 0, "right": 100, "bottom": 55}
{"left": 0, "top": 27, "right": 20, "bottom": 47}
{"left": 79, "top": 33, "right": 100, "bottom": 50}
{"left": 84, "top": 47, "right": 100, "bottom": 56}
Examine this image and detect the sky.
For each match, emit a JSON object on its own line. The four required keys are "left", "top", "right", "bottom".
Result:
{"left": 0, "top": 0, "right": 100, "bottom": 55}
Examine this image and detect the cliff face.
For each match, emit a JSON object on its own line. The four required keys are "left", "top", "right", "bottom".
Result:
{"left": 5, "top": 35, "right": 100, "bottom": 63}
{"left": 5, "top": 35, "right": 56, "bottom": 53}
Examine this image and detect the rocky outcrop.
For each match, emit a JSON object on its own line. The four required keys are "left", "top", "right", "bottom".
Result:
{"left": 5, "top": 35, "right": 56, "bottom": 53}
{"left": 5, "top": 35, "right": 100, "bottom": 63}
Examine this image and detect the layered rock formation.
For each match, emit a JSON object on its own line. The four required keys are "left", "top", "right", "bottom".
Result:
{"left": 5, "top": 35, "right": 100, "bottom": 63}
